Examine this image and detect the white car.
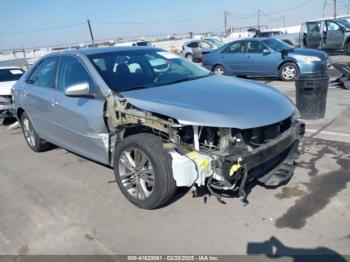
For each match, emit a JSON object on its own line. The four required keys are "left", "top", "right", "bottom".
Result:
{"left": 0, "top": 67, "right": 24, "bottom": 124}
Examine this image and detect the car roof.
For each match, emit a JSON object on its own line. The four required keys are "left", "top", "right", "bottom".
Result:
{"left": 232, "top": 37, "right": 271, "bottom": 41}
{"left": 46, "top": 46, "right": 162, "bottom": 57}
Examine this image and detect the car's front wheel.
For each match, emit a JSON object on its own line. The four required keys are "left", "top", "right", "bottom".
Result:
{"left": 279, "top": 62, "right": 299, "bottom": 81}
{"left": 20, "top": 112, "right": 46, "bottom": 152}
{"left": 213, "top": 64, "right": 225, "bottom": 75}
{"left": 114, "top": 133, "right": 177, "bottom": 209}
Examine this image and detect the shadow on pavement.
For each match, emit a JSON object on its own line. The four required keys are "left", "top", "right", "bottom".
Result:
{"left": 247, "top": 236, "right": 348, "bottom": 262}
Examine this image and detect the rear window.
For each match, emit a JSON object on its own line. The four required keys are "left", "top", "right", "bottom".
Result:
{"left": 0, "top": 68, "right": 24, "bottom": 82}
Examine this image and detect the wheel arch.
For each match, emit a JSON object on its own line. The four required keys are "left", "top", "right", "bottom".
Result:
{"left": 212, "top": 63, "right": 225, "bottom": 71}
{"left": 16, "top": 107, "right": 25, "bottom": 120}
{"left": 278, "top": 60, "right": 299, "bottom": 71}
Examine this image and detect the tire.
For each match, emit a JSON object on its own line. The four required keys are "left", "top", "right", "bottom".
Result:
{"left": 213, "top": 64, "right": 225, "bottom": 75}
{"left": 279, "top": 62, "right": 299, "bottom": 81}
{"left": 185, "top": 53, "right": 193, "bottom": 61}
{"left": 20, "top": 112, "right": 46, "bottom": 152}
{"left": 346, "top": 41, "right": 350, "bottom": 56}
{"left": 114, "top": 133, "right": 177, "bottom": 209}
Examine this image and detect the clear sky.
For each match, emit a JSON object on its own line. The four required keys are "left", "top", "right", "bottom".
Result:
{"left": 0, "top": 0, "right": 345, "bottom": 50}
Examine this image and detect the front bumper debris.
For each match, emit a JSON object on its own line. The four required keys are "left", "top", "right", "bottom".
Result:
{"left": 0, "top": 96, "right": 14, "bottom": 119}
{"left": 207, "top": 120, "right": 305, "bottom": 202}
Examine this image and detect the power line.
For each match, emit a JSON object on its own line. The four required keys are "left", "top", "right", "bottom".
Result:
{"left": 263, "top": 0, "right": 314, "bottom": 15}
{"left": 92, "top": 13, "right": 222, "bottom": 25}
{"left": 0, "top": 23, "right": 85, "bottom": 35}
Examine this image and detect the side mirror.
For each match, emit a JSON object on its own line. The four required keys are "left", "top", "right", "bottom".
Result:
{"left": 263, "top": 49, "right": 271, "bottom": 55}
{"left": 64, "top": 82, "right": 90, "bottom": 97}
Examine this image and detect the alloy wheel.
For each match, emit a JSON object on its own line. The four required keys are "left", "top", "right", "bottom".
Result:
{"left": 282, "top": 65, "right": 297, "bottom": 80}
{"left": 22, "top": 117, "right": 36, "bottom": 147}
{"left": 214, "top": 66, "right": 224, "bottom": 75}
{"left": 118, "top": 147, "right": 155, "bottom": 200}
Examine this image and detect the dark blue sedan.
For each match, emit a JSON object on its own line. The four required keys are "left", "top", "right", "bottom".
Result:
{"left": 202, "top": 38, "right": 330, "bottom": 81}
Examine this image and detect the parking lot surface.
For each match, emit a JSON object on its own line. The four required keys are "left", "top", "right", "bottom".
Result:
{"left": 0, "top": 56, "right": 350, "bottom": 256}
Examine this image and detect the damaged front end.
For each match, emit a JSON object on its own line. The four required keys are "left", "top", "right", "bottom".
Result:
{"left": 0, "top": 95, "right": 14, "bottom": 122}
{"left": 171, "top": 117, "right": 305, "bottom": 202}
{"left": 105, "top": 93, "right": 305, "bottom": 202}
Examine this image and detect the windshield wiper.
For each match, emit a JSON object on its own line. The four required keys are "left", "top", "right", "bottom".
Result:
{"left": 119, "top": 85, "right": 154, "bottom": 92}
{"left": 162, "top": 74, "right": 212, "bottom": 86}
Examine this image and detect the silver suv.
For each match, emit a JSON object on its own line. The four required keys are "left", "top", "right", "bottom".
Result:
{"left": 181, "top": 39, "right": 224, "bottom": 61}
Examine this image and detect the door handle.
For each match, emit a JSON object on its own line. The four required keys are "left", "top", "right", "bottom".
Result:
{"left": 23, "top": 90, "right": 29, "bottom": 97}
{"left": 51, "top": 98, "right": 58, "bottom": 107}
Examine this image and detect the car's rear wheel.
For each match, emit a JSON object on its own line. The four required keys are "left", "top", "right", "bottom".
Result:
{"left": 185, "top": 53, "right": 193, "bottom": 61}
{"left": 213, "top": 64, "right": 225, "bottom": 75}
{"left": 279, "top": 62, "right": 299, "bottom": 81}
{"left": 114, "top": 133, "right": 177, "bottom": 209}
{"left": 20, "top": 112, "right": 46, "bottom": 152}
{"left": 346, "top": 41, "right": 350, "bottom": 56}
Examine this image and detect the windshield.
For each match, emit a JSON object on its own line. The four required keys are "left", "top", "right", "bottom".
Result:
{"left": 0, "top": 68, "right": 24, "bottom": 82}
{"left": 206, "top": 39, "right": 225, "bottom": 47}
{"left": 88, "top": 49, "right": 211, "bottom": 92}
{"left": 261, "top": 38, "right": 294, "bottom": 52}
{"left": 337, "top": 19, "right": 350, "bottom": 29}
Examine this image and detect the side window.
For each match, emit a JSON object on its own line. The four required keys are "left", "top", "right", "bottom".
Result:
{"left": 306, "top": 22, "right": 321, "bottom": 33}
{"left": 187, "top": 42, "right": 199, "bottom": 48}
{"left": 327, "top": 21, "right": 340, "bottom": 31}
{"left": 57, "top": 56, "right": 94, "bottom": 92}
{"left": 223, "top": 42, "right": 245, "bottom": 54}
{"left": 246, "top": 41, "right": 265, "bottom": 53}
{"left": 200, "top": 41, "right": 213, "bottom": 49}
{"left": 28, "top": 57, "right": 58, "bottom": 88}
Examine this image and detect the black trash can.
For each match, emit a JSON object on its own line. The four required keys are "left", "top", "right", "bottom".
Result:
{"left": 295, "top": 74, "right": 329, "bottom": 120}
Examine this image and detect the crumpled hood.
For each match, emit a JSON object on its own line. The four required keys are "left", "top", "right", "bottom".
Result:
{"left": 288, "top": 48, "right": 329, "bottom": 60}
{"left": 0, "top": 81, "right": 15, "bottom": 96}
{"left": 120, "top": 75, "right": 295, "bottom": 129}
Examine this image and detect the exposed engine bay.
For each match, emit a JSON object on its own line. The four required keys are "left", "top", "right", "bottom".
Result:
{"left": 105, "top": 93, "right": 305, "bottom": 202}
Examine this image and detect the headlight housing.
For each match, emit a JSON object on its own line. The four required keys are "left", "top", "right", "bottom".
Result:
{"left": 299, "top": 56, "right": 321, "bottom": 63}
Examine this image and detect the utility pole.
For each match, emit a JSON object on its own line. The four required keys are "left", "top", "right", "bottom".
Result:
{"left": 87, "top": 19, "right": 95, "bottom": 47}
{"left": 322, "top": 0, "right": 327, "bottom": 17}
{"left": 348, "top": 0, "right": 350, "bottom": 14}
{"left": 257, "top": 9, "right": 261, "bottom": 30}
{"left": 283, "top": 16, "right": 286, "bottom": 28}
{"left": 224, "top": 11, "right": 228, "bottom": 36}
{"left": 333, "top": 0, "right": 337, "bottom": 19}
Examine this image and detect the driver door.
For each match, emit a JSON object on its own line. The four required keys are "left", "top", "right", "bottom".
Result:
{"left": 50, "top": 55, "right": 109, "bottom": 164}
{"left": 244, "top": 40, "right": 280, "bottom": 76}
{"left": 323, "top": 20, "right": 345, "bottom": 49}
{"left": 221, "top": 41, "right": 248, "bottom": 74}
{"left": 305, "top": 22, "right": 322, "bottom": 48}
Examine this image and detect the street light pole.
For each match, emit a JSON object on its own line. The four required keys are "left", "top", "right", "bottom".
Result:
{"left": 87, "top": 19, "right": 95, "bottom": 47}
